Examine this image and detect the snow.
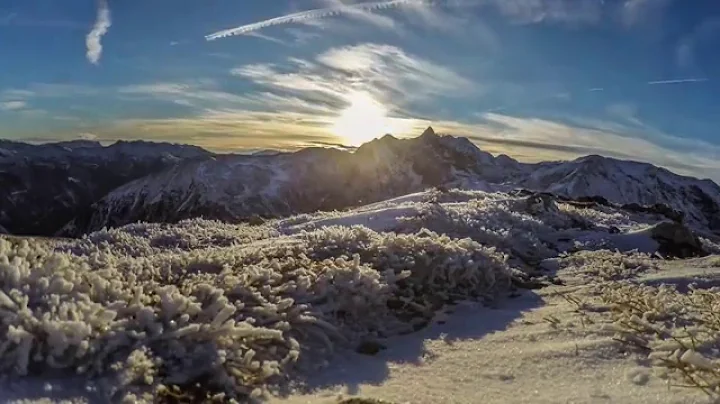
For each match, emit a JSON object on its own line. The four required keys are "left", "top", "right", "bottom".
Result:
{"left": 1, "top": 188, "right": 719, "bottom": 403}
{"left": 273, "top": 257, "right": 720, "bottom": 404}
{"left": 520, "top": 155, "right": 720, "bottom": 233}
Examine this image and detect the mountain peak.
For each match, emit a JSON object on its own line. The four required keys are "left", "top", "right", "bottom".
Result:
{"left": 421, "top": 126, "right": 437, "bottom": 138}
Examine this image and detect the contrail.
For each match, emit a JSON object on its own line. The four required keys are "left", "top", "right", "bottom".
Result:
{"left": 86, "top": 0, "right": 111, "bottom": 64}
{"left": 205, "top": 0, "right": 426, "bottom": 41}
{"left": 647, "top": 78, "right": 708, "bottom": 85}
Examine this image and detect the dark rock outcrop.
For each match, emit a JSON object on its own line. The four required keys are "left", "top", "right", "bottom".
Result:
{"left": 648, "top": 221, "right": 707, "bottom": 258}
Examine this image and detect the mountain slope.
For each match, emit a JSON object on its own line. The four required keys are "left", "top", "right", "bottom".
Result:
{"left": 2, "top": 189, "right": 719, "bottom": 403}
{"left": 68, "top": 128, "right": 523, "bottom": 235}
{"left": 66, "top": 128, "right": 720, "bottom": 237}
{"left": 8, "top": 128, "right": 720, "bottom": 238}
{"left": 0, "top": 140, "right": 211, "bottom": 236}
{"left": 519, "top": 155, "right": 720, "bottom": 232}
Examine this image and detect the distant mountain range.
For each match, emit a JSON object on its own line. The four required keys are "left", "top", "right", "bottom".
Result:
{"left": 0, "top": 139, "right": 210, "bottom": 236}
{"left": 3, "top": 128, "right": 720, "bottom": 238}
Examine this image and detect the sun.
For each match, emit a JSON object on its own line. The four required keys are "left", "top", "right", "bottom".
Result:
{"left": 331, "top": 92, "right": 393, "bottom": 146}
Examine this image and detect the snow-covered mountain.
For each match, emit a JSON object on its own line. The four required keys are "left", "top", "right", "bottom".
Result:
{"left": 0, "top": 140, "right": 211, "bottom": 236}
{"left": 6, "top": 127, "right": 720, "bottom": 238}
{"left": 518, "top": 155, "right": 720, "bottom": 233}
{"left": 65, "top": 128, "right": 525, "bottom": 235}
{"left": 59, "top": 127, "right": 720, "bottom": 237}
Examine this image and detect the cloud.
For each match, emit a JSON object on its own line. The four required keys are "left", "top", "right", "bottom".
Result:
{"left": 485, "top": 0, "right": 604, "bottom": 25}
{"left": 319, "top": 0, "right": 403, "bottom": 31}
{"left": 206, "top": 0, "right": 612, "bottom": 41}
{"left": 117, "top": 79, "right": 341, "bottom": 116}
{"left": 284, "top": 28, "right": 323, "bottom": 44}
{"left": 606, "top": 102, "right": 638, "bottom": 120}
{"left": 1, "top": 84, "right": 99, "bottom": 101}
{"left": 620, "top": 0, "right": 673, "bottom": 26}
{"left": 206, "top": 0, "right": 414, "bottom": 40}
{"left": 646, "top": 78, "right": 708, "bottom": 85}
{"left": 232, "top": 43, "right": 475, "bottom": 112}
{"left": 119, "top": 42, "right": 475, "bottom": 121}
{"left": 242, "top": 31, "right": 289, "bottom": 45}
{"left": 0, "top": 101, "right": 27, "bottom": 111}
{"left": 465, "top": 113, "right": 720, "bottom": 179}
{"left": 86, "top": 0, "right": 112, "bottom": 65}
{"left": 675, "top": 18, "right": 720, "bottom": 68}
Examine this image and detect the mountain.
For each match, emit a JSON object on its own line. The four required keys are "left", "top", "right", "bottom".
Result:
{"left": 518, "top": 155, "right": 720, "bottom": 233}
{"left": 63, "top": 127, "right": 524, "bottom": 236}
{"left": 6, "top": 127, "right": 720, "bottom": 238}
{"left": 0, "top": 140, "right": 211, "bottom": 236}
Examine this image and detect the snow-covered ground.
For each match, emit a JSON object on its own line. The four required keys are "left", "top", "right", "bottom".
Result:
{"left": 274, "top": 256, "right": 720, "bottom": 404}
{"left": 1, "top": 188, "right": 719, "bottom": 403}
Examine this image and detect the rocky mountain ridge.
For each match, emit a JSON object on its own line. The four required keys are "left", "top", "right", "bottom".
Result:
{"left": 3, "top": 128, "right": 720, "bottom": 238}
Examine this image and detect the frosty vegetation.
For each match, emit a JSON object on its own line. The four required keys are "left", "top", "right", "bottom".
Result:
{"left": 0, "top": 189, "right": 718, "bottom": 402}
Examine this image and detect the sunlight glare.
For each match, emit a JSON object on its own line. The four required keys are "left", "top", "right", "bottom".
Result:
{"left": 331, "top": 92, "right": 393, "bottom": 146}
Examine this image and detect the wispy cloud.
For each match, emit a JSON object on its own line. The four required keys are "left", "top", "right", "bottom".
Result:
{"left": 319, "top": 0, "right": 403, "bottom": 32}
{"left": 1, "top": 84, "right": 99, "bottom": 101}
{"left": 620, "top": 0, "right": 678, "bottom": 27}
{"left": 487, "top": 0, "right": 604, "bottom": 25}
{"left": 208, "top": 0, "right": 675, "bottom": 44}
{"left": 86, "top": 0, "right": 112, "bottom": 65}
{"left": 675, "top": 18, "right": 720, "bottom": 68}
{"left": 206, "top": 0, "right": 414, "bottom": 40}
{"left": 0, "top": 101, "right": 27, "bottom": 111}
{"left": 231, "top": 43, "right": 475, "bottom": 112}
{"left": 646, "top": 78, "right": 708, "bottom": 85}
{"left": 243, "top": 31, "right": 289, "bottom": 45}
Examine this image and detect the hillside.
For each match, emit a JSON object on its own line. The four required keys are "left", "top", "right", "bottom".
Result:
{"left": 0, "top": 140, "right": 211, "bottom": 236}
{"left": 45, "top": 128, "right": 720, "bottom": 239}
{"left": 1, "top": 188, "right": 719, "bottom": 403}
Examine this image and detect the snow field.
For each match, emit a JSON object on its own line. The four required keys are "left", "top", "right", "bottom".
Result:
{"left": 0, "top": 188, "right": 716, "bottom": 403}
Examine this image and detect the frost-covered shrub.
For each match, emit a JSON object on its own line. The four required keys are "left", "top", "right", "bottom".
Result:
{"left": 0, "top": 221, "right": 511, "bottom": 402}
{"left": 62, "top": 219, "right": 277, "bottom": 257}
{"left": 557, "top": 203, "right": 636, "bottom": 229}
{"left": 596, "top": 282, "right": 720, "bottom": 397}
{"left": 422, "top": 188, "right": 499, "bottom": 204}
{"left": 552, "top": 249, "right": 658, "bottom": 281}
{"left": 699, "top": 237, "right": 720, "bottom": 256}
{"left": 397, "top": 198, "right": 559, "bottom": 263}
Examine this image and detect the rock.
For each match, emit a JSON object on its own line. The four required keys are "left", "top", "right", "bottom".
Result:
{"left": 356, "top": 340, "right": 387, "bottom": 356}
{"left": 524, "top": 193, "right": 558, "bottom": 215}
{"left": 247, "top": 214, "right": 265, "bottom": 226}
{"left": 511, "top": 273, "right": 551, "bottom": 290}
{"left": 621, "top": 202, "right": 685, "bottom": 223}
{"left": 510, "top": 188, "right": 535, "bottom": 198}
{"left": 576, "top": 195, "right": 611, "bottom": 206}
{"left": 649, "top": 221, "right": 707, "bottom": 258}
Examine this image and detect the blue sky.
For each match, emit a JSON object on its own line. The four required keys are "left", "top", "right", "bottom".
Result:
{"left": 1, "top": 0, "right": 719, "bottom": 179}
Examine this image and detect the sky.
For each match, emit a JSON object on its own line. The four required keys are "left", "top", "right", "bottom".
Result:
{"left": 1, "top": 0, "right": 719, "bottom": 180}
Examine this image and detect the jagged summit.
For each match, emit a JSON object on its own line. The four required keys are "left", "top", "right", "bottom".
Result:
{"left": 420, "top": 126, "right": 437, "bottom": 138}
